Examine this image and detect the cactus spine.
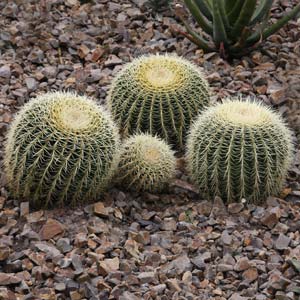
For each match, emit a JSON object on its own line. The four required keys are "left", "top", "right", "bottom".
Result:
{"left": 4, "top": 92, "right": 120, "bottom": 208}
{"left": 117, "top": 134, "right": 176, "bottom": 192}
{"left": 187, "top": 99, "right": 293, "bottom": 203}
{"left": 108, "top": 54, "right": 210, "bottom": 149}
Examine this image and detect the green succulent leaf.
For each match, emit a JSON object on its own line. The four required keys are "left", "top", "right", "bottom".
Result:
{"left": 227, "top": 0, "right": 244, "bottom": 25}
{"left": 184, "top": 0, "right": 213, "bottom": 35}
{"left": 225, "top": 0, "right": 237, "bottom": 14}
{"left": 212, "top": 0, "right": 228, "bottom": 46}
{"left": 250, "top": 0, "right": 273, "bottom": 25}
{"left": 193, "top": 0, "right": 213, "bottom": 21}
{"left": 231, "top": 0, "right": 257, "bottom": 38}
{"left": 219, "top": 0, "right": 231, "bottom": 32}
{"left": 288, "top": 259, "right": 300, "bottom": 273}
{"left": 247, "top": 3, "right": 300, "bottom": 46}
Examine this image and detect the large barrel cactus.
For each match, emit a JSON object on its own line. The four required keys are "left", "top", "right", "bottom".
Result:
{"left": 4, "top": 92, "right": 120, "bottom": 208}
{"left": 108, "top": 54, "right": 210, "bottom": 149}
{"left": 187, "top": 99, "right": 293, "bottom": 203}
{"left": 117, "top": 134, "right": 176, "bottom": 192}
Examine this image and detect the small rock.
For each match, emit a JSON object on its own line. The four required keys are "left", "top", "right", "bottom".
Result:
{"left": 164, "top": 254, "right": 192, "bottom": 274}
{"left": 56, "top": 238, "right": 72, "bottom": 253}
{"left": 182, "top": 271, "right": 192, "bottom": 283}
{"left": 217, "top": 264, "right": 234, "bottom": 272}
{"left": 42, "top": 66, "right": 58, "bottom": 78}
{"left": 70, "top": 290, "right": 82, "bottom": 300}
{"left": 242, "top": 267, "right": 258, "bottom": 283}
{"left": 39, "top": 219, "right": 64, "bottom": 240}
{"left": 220, "top": 230, "right": 232, "bottom": 245}
{"left": 151, "top": 284, "right": 166, "bottom": 294}
{"left": 54, "top": 282, "right": 66, "bottom": 292}
{"left": 166, "top": 278, "right": 182, "bottom": 292}
{"left": 138, "top": 272, "right": 155, "bottom": 284}
{"left": 161, "top": 217, "right": 177, "bottom": 231}
{"left": 94, "top": 202, "right": 109, "bottom": 218}
{"left": 207, "top": 72, "right": 221, "bottom": 82}
{"left": 261, "top": 211, "right": 279, "bottom": 229}
{"left": 228, "top": 203, "right": 244, "bottom": 214}
{"left": 235, "top": 257, "right": 251, "bottom": 272}
{"left": 0, "top": 273, "right": 22, "bottom": 285}
{"left": 35, "top": 242, "right": 61, "bottom": 258}
{"left": 0, "top": 65, "right": 11, "bottom": 78}
{"left": 98, "top": 257, "right": 120, "bottom": 276}
{"left": 229, "top": 293, "right": 249, "bottom": 300}
{"left": 26, "top": 210, "right": 44, "bottom": 223}
{"left": 275, "top": 234, "right": 291, "bottom": 250}
{"left": 71, "top": 254, "right": 84, "bottom": 275}
{"left": 0, "top": 247, "right": 10, "bottom": 261}
{"left": 104, "top": 55, "right": 123, "bottom": 67}
{"left": 120, "top": 291, "right": 140, "bottom": 300}
{"left": 20, "top": 202, "right": 29, "bottom": 217}
{"left": 25, "top": 77, "right": 37, "bottom": 91}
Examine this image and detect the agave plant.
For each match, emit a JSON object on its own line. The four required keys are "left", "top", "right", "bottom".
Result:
{"left": 175, "top": 0, "right": 300, "bottom": 57}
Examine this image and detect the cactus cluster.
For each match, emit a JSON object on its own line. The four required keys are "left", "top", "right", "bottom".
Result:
{"left": 108, "top": 54, "right": 210, "bottom": 149}
{"left": 187, "top": 99, "right": 293, "bottom": 203}
{"left": 4, "top": 54, "right": 295, "bottom": 207}
{"left": 117, "top": 134, "right": 176, "bottom": 193}
{"left": 4, "top": 92, "right": 120, "bottom": 208}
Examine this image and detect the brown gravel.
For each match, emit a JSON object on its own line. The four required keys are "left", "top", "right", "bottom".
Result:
{"left": 0, "top": 0, "right": 300, "bottom": 299}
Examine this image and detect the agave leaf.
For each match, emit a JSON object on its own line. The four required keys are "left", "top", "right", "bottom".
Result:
{"left": 227, "top": 0, "right": 244, "bottom": 25}
{"left": 212, "top": 0, "right": 228, "bottom": 46}
{"left": 231, "top": 0, "right": 256, "bottom": 38}
{"left": 246, "top": 3, "right": 300, "bottom": 46}
{"left": 219, "top": 0, "right": 231, "bottom": 32}
{"left": 292, "top": 287, "right": 300, "bottom": 295}
{"left": 225, "top": 0, "right": 237, "bottom": 14}
{"left": 193, "top": 0, "right": 213, "bottom": 21}
{"left": 287, "top": 258, "right": 300, "bottom": 273}
{"left": 250, "top": 0, "right": 273, "bottom": 25}
{"left": 179, "top": 17, "right": 214, "bottom": 51}
{"left": 184, "top": 0, "right": 213, "bottom": 35}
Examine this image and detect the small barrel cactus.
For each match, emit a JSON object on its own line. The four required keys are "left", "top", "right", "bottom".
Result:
{"left": 4, "top": 92, "right": 120, "bottom": 208}
{"left": 187, "top": 99, "right": 293, "bottom": 203}
{"left": 117, "top": 134, "right": 176, "bottom": 192}
{"left": 108, "top": 54, "right": 210, "bottom": 149}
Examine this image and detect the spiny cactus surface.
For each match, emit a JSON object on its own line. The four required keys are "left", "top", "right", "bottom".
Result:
{"left": 187, "top": 99, "right": 293, "bottom": 203}
{"left": 108, "top": 54, "right": 210, "bottom": 149}
{"left": 5, "top": 92, "right": 120, "bottom": 208}
{"left": 117, "top": 134, "right": 176, "bottom": 192}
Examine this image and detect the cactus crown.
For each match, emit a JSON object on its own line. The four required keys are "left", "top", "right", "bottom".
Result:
{"left": 108, "top": 54, "right": 210, "bottom": 149}
{"left": 5, "top": 92, "right": 120, "bottom": 208}
{"left": 135, "top": 55, "right": 188, "bottom": 90}
{"left": 187, "top": 98, "right": 293, "bottom": 203}
{"left": 215, "top": 100, "right": 278, "bottom": 126}
{"left": 117, "top": 134, "right": 176, "bottom": 193}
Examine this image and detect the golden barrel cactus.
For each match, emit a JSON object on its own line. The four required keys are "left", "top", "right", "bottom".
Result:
{"left": 5, "top": 92, "right": 120, "bottom": 208}
{"left": 187, "top": 99, "right": 293, "bottom": 203}
{"left": 108, "top": 54, "right": 210, "bottom": 149}
{"left": 117, "top": 134, "right": 176, "bottom": 192}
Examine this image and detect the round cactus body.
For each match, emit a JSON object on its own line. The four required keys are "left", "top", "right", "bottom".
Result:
{"left": 108, "top": 54, "right": 210, "bottom": 149}
{"left": 4, "top": 92, "right": 120, "bottom": 207}
{"left": 187, "top": 99, "right": 293, "bottom": 204}
{"left": 117, "top": 134, "right": 176, "bottom": 192}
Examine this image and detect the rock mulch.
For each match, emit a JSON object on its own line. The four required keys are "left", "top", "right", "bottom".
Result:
{"left": 1, "top": 190, "right": 300, "bottom": 299}
{"left": 0, "top": 0, "right": 300, "bottom": 299}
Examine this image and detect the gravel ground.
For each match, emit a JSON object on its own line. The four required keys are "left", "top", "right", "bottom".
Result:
{"left": 0, "top": 0, "right": 300, "bottom": 299}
